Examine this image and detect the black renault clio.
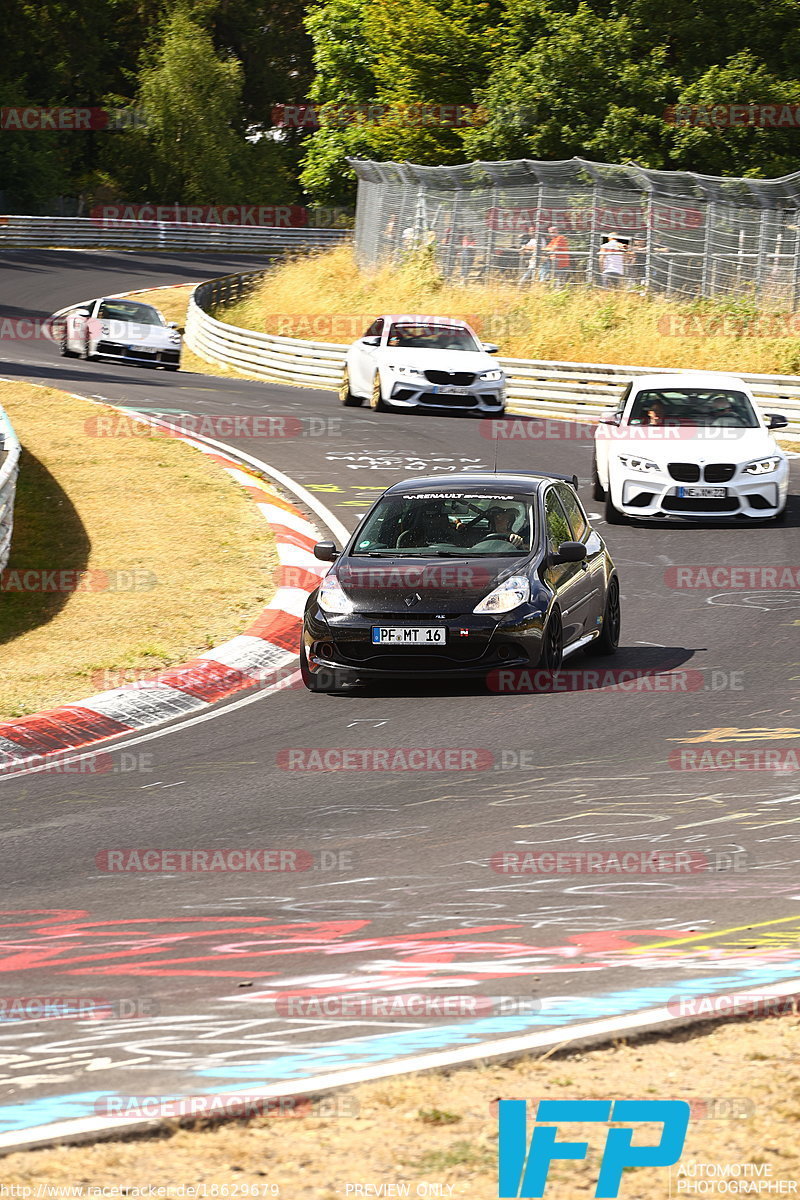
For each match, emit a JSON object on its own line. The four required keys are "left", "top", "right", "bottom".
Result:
{"left": 300, "top": 471, "right": 620, "bottom": 692}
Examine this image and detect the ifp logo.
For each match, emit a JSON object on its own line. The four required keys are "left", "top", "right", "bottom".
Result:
{"left": 498, "top": 1099, "right": 690, "bottom": 1197}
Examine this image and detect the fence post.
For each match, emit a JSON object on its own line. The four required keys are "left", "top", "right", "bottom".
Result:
{"left": 701, "top": 201, "right": 715, "bottom": 298}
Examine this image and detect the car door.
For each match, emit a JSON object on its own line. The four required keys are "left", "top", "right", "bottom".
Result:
{"left": 542, "top": 486, "right": 595, "bottom": 646}
{"left": 555, "top": 483, "right": 605, "bottom": 629}
{"left": 351, "top": 318, "right": 383, "bottom": 396}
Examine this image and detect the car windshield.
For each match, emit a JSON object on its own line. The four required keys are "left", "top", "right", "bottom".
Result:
{"left": 628, "top": 388, "right": 758, "bottom": 428}
{"left": 351, "top": 492, "right": 535, "bottom": 557}
{"left": 96, "top": 301, "right": 165, "bottom": 326}
{"left": 385, "top": 323, "right": 479, "bottom": 352}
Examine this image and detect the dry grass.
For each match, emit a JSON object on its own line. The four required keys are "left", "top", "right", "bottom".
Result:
{"left": 0, "top": 382, "right": 277, "bottom": 717}
{"left": 217, "top": 244, "right": 800, "bottom": 376}
{"left": 3, "top": 1015, "right": 799, "bottom": 1196}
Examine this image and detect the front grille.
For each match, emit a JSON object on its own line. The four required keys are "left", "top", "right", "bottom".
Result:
{"left": 424, "top": 370, "right": 476, "bottom": 385}
{"left": 343, "top": 641, "right": 484, "bottom": 665}
{"left": 668, "top": 463, "right": 701, "bottom": 482}
{"left": 704, "top": 463, "right": 735, "bottom": 483}
{"left": 97, "top": 341, "right": 126, "bottom": 354}
{"left": 662, "top": 496, "right": 740, "bottom": 513}
{"left": 420, "top": 392, "right": 479, "bottom": 408}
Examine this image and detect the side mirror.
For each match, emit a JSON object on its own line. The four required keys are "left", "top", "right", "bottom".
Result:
{"left": 361, "top": 335, "right": 381, "bottom": 347}
{"left": 482, "top": 342, "right": 499, "bottom": 354}
{"left": 74, "top": 307, "right": 91, "bottom": 318}
{"left": 767, "top": 413, "right": 788, "bottom": 430}
{"left": 551, "top": 540, "right": 587, "bottom": 565}
{"left": 600, "top": 412, "right": 622, "bottom": 426}
{"left": 314, "top": 541, "right": 339, "bottom": 562}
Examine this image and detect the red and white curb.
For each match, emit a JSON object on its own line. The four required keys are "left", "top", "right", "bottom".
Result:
{"left": 0, "top": 419, "right": 331, "bottom": 773}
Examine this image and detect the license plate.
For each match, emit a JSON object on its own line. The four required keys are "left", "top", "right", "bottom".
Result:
{"left": 434, "top": 385, "right": 470, "bottom": 395}
{"left": 135, "top": 346, "right": 157, "bottom": 355}
{"left": 372, "top": 627, "right": 446, "bottom": 645}
{"left": 677, "top": 486, "right": 727, "bottom": 498}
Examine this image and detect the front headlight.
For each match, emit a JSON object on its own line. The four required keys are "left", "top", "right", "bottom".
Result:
{"left": 317, "top": 574, "right": 353, "bottom": 615}
{"left": 617, "top": 454, "right": 659, "bottom": 473}
{"left": 743, "top": 456, "right": 781, "bottom": 475}
{"left": 473, "top": 575, "right": 530, "bottom": 615}
{"left": 169, "top": 333, "right": 182, "bottom": 343}
{"left": 479, "top": 368, "right": 504, "bottom": 382}
{"left": 391, "top": 365, "right": 425, "bottom": 377}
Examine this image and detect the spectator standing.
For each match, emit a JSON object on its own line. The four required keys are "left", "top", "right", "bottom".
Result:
{"left": 598, "top": 233, "right": 627, "bottom": 288}
{"left": 544, "top": 225, "right": 571, "bottom": 285}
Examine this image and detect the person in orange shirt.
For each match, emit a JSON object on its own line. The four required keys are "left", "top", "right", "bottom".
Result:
{"left": 544, "top": 224, "right": 571, "bottom": 284}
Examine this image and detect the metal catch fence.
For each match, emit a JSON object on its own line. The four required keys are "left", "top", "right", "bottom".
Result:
{"left": 349, "top": 157, "right": 800, "bottom": 301}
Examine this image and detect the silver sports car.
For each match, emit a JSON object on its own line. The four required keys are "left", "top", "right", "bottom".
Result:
{"left": 55, "top": 297, "right": 182, "bottom": 369}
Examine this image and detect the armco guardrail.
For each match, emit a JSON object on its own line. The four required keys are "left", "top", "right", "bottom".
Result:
{"left": 0, "top": 215, "right": 349, "bottom": 252}
{"left": 187, "top": 272, "right": 800, "bottom": 436}
{"left": 0, "top": 406, "right": 21, "bottom": 573}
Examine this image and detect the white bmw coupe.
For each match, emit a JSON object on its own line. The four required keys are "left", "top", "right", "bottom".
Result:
{"left": 340, "top": 314, "right": 506, "bottom": 416}
{"left": 592, "top": 372, "right": 789, "bottom": 523}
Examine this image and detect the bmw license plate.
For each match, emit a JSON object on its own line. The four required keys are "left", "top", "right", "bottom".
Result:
{"left": 372, "top": 627, "right": 446, "bottom": 645}
{"left": 434, "top": 385, "right": 470, "bottom": 395}
{"left": 677, "top": 486, "right": 727, "bottom": 498}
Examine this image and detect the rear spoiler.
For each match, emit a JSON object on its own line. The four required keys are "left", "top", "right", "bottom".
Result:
{"left": 505, "top": 470, "right": 580, "bottom": 490}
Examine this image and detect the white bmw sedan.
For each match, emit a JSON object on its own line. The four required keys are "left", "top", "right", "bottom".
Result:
{"left": 339, "top": 315, "right": 506, "bottom": 416}
{"left": 592, "top": 372, "right": 789, "bottom": 523}
{"left": 55, "top": 297, "right": 182, "bottom": 370}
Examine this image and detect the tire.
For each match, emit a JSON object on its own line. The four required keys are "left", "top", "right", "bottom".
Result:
{"left": 604, "top": 490, "right": 627, "bottom": 524}
{"left": 339, "top": 367, "right": 363, "bottom": 407}
{"left": 83, "top": 338, "right": 95, "bottom": 362}
{"left": 166, "top": 365, "right": 180, "bottom": 372}
{"left": 594, "top": 575, "right": 621, "bottom": 655}
{"left": 300, "top": 643, "right": 346, "bottom": 694}
{"left": 539, "top": 607, "right": 563, "bottom": 671}
{"left": 591, "top": 454, "right": 606, "bottom": 501}
{"left": 370, "top": 372, "right": 388, "bottom": 412}
{"left": 59, "top": 331, "right": 77, "bottom": 358}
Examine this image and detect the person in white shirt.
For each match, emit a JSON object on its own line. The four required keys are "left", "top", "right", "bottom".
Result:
{"left": 599, "top": 234, "right": 627, "bottom": 288}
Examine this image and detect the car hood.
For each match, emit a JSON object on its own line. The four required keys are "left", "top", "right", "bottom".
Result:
{"left": 603, "top": 426, "right": 781, "bottom": 464}
{"left": 380, "top": 349, "right": 500, "bottom": 375}
{"left": 98, "top": 321, "right": 180, "bottom": 348}
{"left": 335, "top": 556, "right": 522, "bottom": 614}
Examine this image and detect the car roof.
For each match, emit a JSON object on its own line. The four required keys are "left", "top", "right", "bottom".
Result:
{"left": 383, "top": 471, "right": 578, "bottom": 495}
{"left": 377, "top": 314, "right": 472, "bottom": 328}
{"left": 630, "top": 371, "right": 750, "bottom": 390}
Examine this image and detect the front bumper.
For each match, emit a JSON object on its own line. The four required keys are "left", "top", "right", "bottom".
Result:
{"left": 303, "top": 607, "right": 544, "bottom": 680}
{"left": 610, "top": 463, "right": 789, "bottom": 520}
{"left": 94, "top": 340, "right": 181, "bottom": 367}
{"left": 384, "top": 376, "right": 505, "bottom": 414}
